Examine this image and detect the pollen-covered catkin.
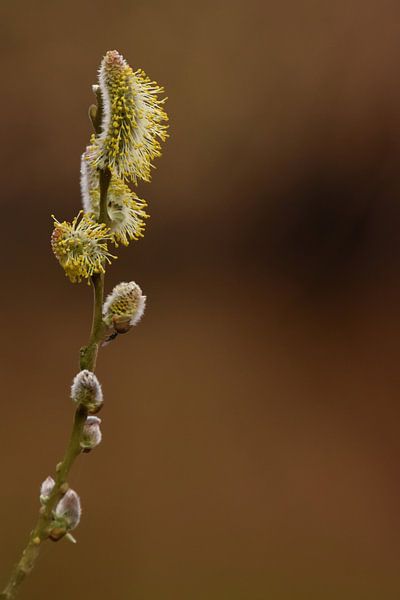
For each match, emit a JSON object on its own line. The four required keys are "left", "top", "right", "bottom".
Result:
{"left": 51, "top": 212, "right": 116, "bottom": 283}
{"left": 80, "top": 156, "right": 149, "bottom": 246}
{"left": 85, "top": 50, "right": 168, "bottom": 184}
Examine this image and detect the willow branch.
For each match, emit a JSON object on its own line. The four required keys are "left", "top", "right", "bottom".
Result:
{"left": 0, "top": 171, "right": 111, "bottom": 600}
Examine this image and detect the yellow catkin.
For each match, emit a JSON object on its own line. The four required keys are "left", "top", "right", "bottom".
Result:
{"left": 86, "top": 50, "right": 168, "bottom": 184}
{"left": 51, "top": 212, "right": 116, "bottom": 283}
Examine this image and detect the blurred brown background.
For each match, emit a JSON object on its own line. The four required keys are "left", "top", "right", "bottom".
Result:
{"left": 2, "top": 0, "right": 400, "bottom": 598}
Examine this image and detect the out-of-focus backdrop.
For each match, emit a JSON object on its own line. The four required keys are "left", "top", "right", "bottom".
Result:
{"left": 2, "top": 1, "right": 400, "bottom": 598}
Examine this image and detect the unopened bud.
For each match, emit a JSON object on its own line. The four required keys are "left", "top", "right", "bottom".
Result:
{"left": 40, "top": 476, "right": 55, "bottom": 505}
{"left": 80, "top": 416, "right": 102, "bottom": 451}
{"left": 54, "top": 489, "right": 81, "bottom": 531}
{"left": 71, "top": 369, "right": 103, "bottom": 413}
{"left": 103, "top": 281, "right": 146, "bottom": 333}
{"left": 49, "top": 527, "right": 67, "bottom": 542}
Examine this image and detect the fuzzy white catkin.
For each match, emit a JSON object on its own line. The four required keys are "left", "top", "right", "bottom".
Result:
{"left": 40, "top": 476, "right": 55, "bottom": 504}
{"left": 54, "top": 490, "right": 81, "bottom": 531}
{"left": 81, "top": 416, "right": 102, "bottom": 450}
{"left": 103, "top": 281, "right": 146, "bottom": 329}
{"left": 71, "top": 370, "right": 103, "bottom": 412}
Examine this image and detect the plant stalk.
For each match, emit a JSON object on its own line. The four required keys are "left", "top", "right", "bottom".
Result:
{"left": 0, "top": 170, "right": 111, "bottom": 600}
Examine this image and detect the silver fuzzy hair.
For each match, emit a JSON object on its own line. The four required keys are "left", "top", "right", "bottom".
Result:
{"left": 129, "top": 288, "right": 146, "bottom": 326}
{"left": 97, "top": 56, "right": 113, "bottom": 155}
{"left": 80, "top": 153, "right": 94, "bottom": 214}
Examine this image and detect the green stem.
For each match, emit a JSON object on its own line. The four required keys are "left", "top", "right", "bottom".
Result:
{"left": 80, "top": 272, "right": 105, "bottom": 371}
{"left": 0, "top": 170, "right": 111, "bottom": 600}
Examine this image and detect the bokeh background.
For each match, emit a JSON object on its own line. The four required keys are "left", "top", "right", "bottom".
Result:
{"left": 2, "top": 0, "right": 400, "bottom": 598}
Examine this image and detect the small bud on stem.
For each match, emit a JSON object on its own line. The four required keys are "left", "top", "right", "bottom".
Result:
{"left": 80, "top": 416, "right": 102, "bottom": 451}
{"left": 39, "top": 477, "right": 55, "bottom": 505}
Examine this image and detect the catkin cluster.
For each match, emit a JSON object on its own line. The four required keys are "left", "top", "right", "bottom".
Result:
{"left": 51, "top": 49, "right": 168, "bottom": 283}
